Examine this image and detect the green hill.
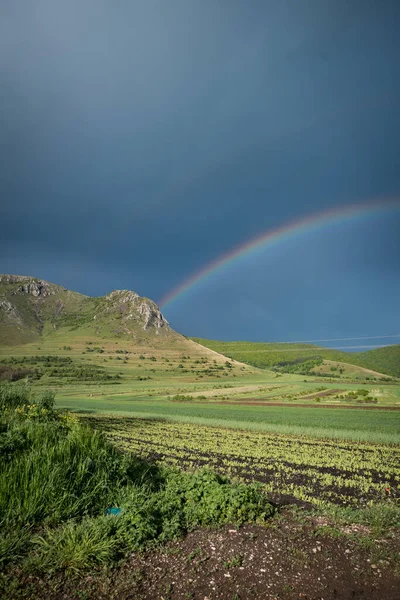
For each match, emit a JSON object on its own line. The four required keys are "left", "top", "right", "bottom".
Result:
{"left": 192, "top": 338, "right": 400, "bottom": 378}
{"left": 0, "top": 276, "right": 255, "bottom": 381}
{"left": 0, "top": 275, "right": 175, "bottom": 346}
{"left": 349, "top": 345, "right": 400, "bottom": 378}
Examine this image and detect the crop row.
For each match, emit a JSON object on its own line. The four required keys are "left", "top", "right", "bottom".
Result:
{"left": 88, "top": 417, "right": 400, "bottom": 508}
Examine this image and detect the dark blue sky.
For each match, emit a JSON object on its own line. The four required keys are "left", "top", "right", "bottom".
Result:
{"left": 1, "top": 1, "right": 400, "bottom": 348}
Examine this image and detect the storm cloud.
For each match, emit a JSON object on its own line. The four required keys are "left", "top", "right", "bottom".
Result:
{"left": 1, "top": 1, "right": 399, "bottom": 345}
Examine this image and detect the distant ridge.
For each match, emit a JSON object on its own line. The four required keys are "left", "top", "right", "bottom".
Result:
{"left": 192, "top": 338, "right": 400, "bottom": 379}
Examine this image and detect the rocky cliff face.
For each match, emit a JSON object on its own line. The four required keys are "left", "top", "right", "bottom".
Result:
{"left": 0, "top": 299, "right": 23, "bottom": 326}
{"left": 0, "top": 275, "right": 64, "bottom": 298}
{"left": 100, "top": 290, "right": 170, "bottom": 332}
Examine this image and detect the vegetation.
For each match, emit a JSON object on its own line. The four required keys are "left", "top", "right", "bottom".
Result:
{"left": 59, "top": 397, "right": 400, "bottom": 444}
{"left": 349, "top": 344, "right": 400, "bottom": 378}
{"left": 192, "top": 338, "right": 400, "bottom": 378}
{"left": 91, "top": 417, "right": 400, "bottom": 508}
{"left": 0, "top": 356, "right": 121, "bottom": 383}
{"left": 0, "top": 383, "right": 274, "bottom": 575}
{"left": 1, "top": 278, "right": 400, "bottom": 596}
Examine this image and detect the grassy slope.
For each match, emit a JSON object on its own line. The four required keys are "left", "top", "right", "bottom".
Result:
{"left": 350, "top": 345, "right": 400, "bottom": 378}
{"left": 192, "top": 338, "right": 400, "bottom": 378}
{"left": 0, "top": 277, "right": 89, "bottom": 345}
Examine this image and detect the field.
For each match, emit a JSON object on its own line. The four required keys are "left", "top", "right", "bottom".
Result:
{"left": 88, "top": 417, "right": 400, "bottom": 508}
{"left": 1, "top": 327, "right": 400, "bottom": 598}
{"left": 60, "top": 399, "right": 400, "bottom": 444}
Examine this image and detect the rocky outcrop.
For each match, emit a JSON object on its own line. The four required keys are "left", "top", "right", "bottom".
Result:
{"left": 0, "top": 275, "right": 60, "bottom": 298}
{"left": 16, "top": 281, "right": 56, "bottom": 298}
{"left": 137, "top": 299, "right": 167, "bottom": 330}
{"left": 100, "top": 290, "right": 170, "bottom": 331}
{"left": 0, "top": 299, "right": 23, "bottom": 325}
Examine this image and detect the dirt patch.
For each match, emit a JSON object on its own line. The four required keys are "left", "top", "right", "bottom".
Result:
{"left": 7, "top": 513, "right": 400, "bottom": 599}
{"left": 301, "top": 389, "right": 341, "bottom": 400}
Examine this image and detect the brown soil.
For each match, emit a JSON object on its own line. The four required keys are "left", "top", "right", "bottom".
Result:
{"left": 8, "top": 512, "right": 400, "bottom": 600}
{"left": 300, "top": 390, "right": 341, "bottom": 399}
{"left": 139, "top": 450, "right": 399, "bottom": 507}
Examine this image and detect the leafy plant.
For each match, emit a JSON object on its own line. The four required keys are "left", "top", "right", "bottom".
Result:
{"left": 0, "top": 384, "right": 275, "bottom": 574}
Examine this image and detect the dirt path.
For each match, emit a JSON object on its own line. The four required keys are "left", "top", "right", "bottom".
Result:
{"left": 10, "top": 512, "right": 400, "bottom": 599}
{"left": 301, "top": 389, "right": 341, "bottom": 399}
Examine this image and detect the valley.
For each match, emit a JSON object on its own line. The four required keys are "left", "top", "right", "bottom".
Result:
{"left": 1, "top": 276, "right": 399, "bottom": 599}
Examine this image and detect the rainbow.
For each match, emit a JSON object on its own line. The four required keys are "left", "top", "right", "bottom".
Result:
{"left": 159, "top": 199, "right": 400, "bottom": 309}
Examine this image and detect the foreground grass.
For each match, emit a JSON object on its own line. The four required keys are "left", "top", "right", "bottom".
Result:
{"left": 1, "top": 382, "right": 399, "bottom": 599}
{"left": 0, "top": 383, "right": 274, "bottom": 576}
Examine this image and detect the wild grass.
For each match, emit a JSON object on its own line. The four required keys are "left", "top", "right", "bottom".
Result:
{"left": 0, "top": 382, "right": 274, "bottom": 575}
{"left": 322, "top": 503, "right": 400, "bottom": 535}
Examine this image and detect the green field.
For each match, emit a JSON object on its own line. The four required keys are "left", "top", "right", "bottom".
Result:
{"left": 1, "top": 334, "right": 399, "bottom": 445}
{"left": 59, "top": 397, "right": 400, "bottom": 444}
{"left": 88, "top": 416, "right": 400, "bottom": 508}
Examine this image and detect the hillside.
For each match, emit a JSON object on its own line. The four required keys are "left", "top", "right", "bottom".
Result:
{"left": 0, "top": 275, "right": 176, "bottom": 346}
{"left": 0, "top": 275, "right": 255, "bottom": 381}
{"left": 349, "top": 345, "right": 400, "bottom": 378}
{"left": 192, "top": 338, "right": 400, "bottom": 378}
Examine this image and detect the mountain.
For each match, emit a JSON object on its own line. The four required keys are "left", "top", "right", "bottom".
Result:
{"left": 0, "top": 275, "right": 260, "bottom": 388}
{"left": 0, "top": 275, "right": 174, "bottom": 346}
{"left": 1, "top": 275, "right": 397, "bottom": 379}
{"left": 192, "top": 338, "right": 400, "bottom": 379}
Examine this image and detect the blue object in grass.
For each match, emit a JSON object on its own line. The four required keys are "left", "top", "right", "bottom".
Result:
{"left": 105, "top": 507, "right": 122, "bottom": 516}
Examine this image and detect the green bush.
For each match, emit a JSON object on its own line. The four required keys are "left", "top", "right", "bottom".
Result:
{"left": 0, "top": 381, "right": 31, "bottom": 410}
{"left": 38, "top": 390, "right": 55, "bottom": 411}
{"left": 172, "top": 394, "right": 193, "bottom": 402}
{"left": 0, "top": 384, "right": 274, "bottom": 574}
